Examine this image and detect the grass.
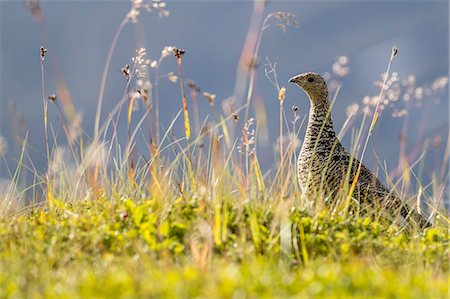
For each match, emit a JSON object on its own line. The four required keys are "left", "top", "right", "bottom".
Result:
{"left": 1, "top": 1, "right": 449, "bottom": 298}
{"left": 0, "top": 197, "right": 448, "bottom": 298}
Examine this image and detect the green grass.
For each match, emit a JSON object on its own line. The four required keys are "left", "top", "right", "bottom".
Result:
{"left": 0, "top": 196, "right": 448, "bottom": 298}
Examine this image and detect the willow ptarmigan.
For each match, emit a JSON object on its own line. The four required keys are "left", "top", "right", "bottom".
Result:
{"left": 289, "top": 72, "right": 430, "bottom": 228}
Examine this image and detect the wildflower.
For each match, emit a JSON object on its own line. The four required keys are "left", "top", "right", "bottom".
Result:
{"left": 127, "top": 8, "right": 140, "bottom": 23}
{"left": 237, "top": 118, "right": 256, "bottom": 157}
{"left": 407, "top": 75, "right": 415, "bottom": 84}
{"left": 263, "top": 11, "right": 299, "bottom": 32}
{"left": 431, "top": 77, "right": 449, "bottom": 91}
{"left": 127, "top": 0, "right": 143, "bottom": 23}
{"left": 153, "top": 1, "right": 166, "bottom": 8}
{"left": 244, "top": 117, "right": 254, "bottom": 132}
{"left": 203, "top": 92, "right": 216, "bottom": 107}
{"left": 345, "top": 103, "right": 359, "bottom": 117}
{"left": 362, "top": 106, "right": 372, "bottom": 116}
{"left": 127, "top": 0, "right": 169, "bottom": 23}
{"left": 277, "top": 24, "right": 287, "bottom": 33}
{"left": 338, "top": 55, "right": 348, "bottom": 65}
{"left": 130, "top": 48, "right": 148, "bottom": 78}
{"left": 161, "top": 46, "right": 174, "bottom": 58}
{"left": 323, "top": 55, "right": 350, "bottom": 94}
{"left": 332, "top": 56, "right": 349, "bottom": 77}
{"left": 136, "top": 79, "right": 152, "bottom": 90}
{"left": 391, "top": 109, "right": 408, "bottom": 118}
{"left": 362, "top": 95, "right": 380, "bottom": 106}
{"left": 386, "top": 84, "right": 401, "bottom": 102}
{"left": 146, "top": 59, "right": 157, "bottom": 68}
{"left": 147, "top": 0, "right": 170, "bottom": 17}
{"left": 158, "top": 9, "right": 170, "bottom": 18}
{"left": 415, "top": 87, "right": 423, "bottom": 100}
{"left": 167, "top": 72, "right": 178, "bottom": 83}
{"left": 133, "top": 48, "right": 146, "bottom": 63}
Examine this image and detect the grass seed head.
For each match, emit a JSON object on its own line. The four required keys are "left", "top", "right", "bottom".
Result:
{"left": 392, "top": 46, "right": 399, "bottom": 57}
{"left": 122, "top": 64, "right": 131, "bottom": 79}
{"left": 187, "top": 80, "right": 200, "bottom": 93}
{"left": 40, "top": 46, "right": 47, "bottom": 61}
{"left": 203, "top": 92, "right": 216, "bottom": 107}
{"left": 48, "top": 94, "right": 57, "bottom": 102}
{"left": 172, "top": 48, "right": 185, "bottom": 59}
{"left": 278, "top": 87, "right": 286, "bottom": 102}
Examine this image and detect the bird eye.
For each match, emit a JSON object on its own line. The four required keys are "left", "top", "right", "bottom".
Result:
{"left": 307, "top": 77, "right": 315, "bottom": 83}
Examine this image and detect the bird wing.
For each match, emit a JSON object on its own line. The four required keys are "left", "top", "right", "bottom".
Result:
{"left": 345, "top": 150, "right": 430, "bottom": 227}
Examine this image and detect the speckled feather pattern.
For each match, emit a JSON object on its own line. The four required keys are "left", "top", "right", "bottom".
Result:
{"left": 290, "top": 72, "right": 430, "bottom": 228}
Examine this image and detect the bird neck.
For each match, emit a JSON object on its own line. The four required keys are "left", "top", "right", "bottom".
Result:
{"left": 306, "top": 98, "right": 336, "bottom": 142}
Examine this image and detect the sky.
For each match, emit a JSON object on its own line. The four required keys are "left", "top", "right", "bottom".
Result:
{"left": 0, "top": 0, "right": 449, "bottom": 202}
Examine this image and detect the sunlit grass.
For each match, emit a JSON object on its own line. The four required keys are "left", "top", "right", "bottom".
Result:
{"left": 0, "top": 197, "right": 448, "bottom": 298}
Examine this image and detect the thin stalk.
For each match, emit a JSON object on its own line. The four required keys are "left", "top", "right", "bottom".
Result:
{"left": 347, "top": 47, "right": 398, "bottom": 205}
{"left": 279, "top": 100, "right": 285, "bottom": 198}
{"left": 175, "top": 52, "right": 191, "bottom": 145}
{"left": 154, "top": 63, "right": 162, "bottom": 145}
{"left": 94, "top": 16, "right": 129, "bottom": 140}
{"left": 279, "top": 101, "right": 284, "bottom": 167}
{"left": 106, "top": 76, "right": 132, "bottom": 166}
{"left": 243, "top": 12, "right": 268, "bottom": 123}
{"left": 40, "top": 49, "right": 49, "bottom": 164}
{"left": 233, "top": 1, "right": 264, "bottom": 122}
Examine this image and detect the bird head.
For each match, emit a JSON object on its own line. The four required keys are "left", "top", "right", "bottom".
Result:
{"left": 289, "top": 72, "right": 329, "bottom": 104}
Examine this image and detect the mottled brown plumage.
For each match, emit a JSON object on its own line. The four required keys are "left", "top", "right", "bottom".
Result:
{"left": 289, "top": 72, "right": 430, "bottom": 228}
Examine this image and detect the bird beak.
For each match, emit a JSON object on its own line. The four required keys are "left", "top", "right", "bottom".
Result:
{"left": 288, "top": 75, "right": 299, "bottom": 83}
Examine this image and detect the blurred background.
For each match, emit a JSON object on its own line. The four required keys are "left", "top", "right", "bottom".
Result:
{"left": 0, "top": 0, "right": 448, "bottom": 205}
